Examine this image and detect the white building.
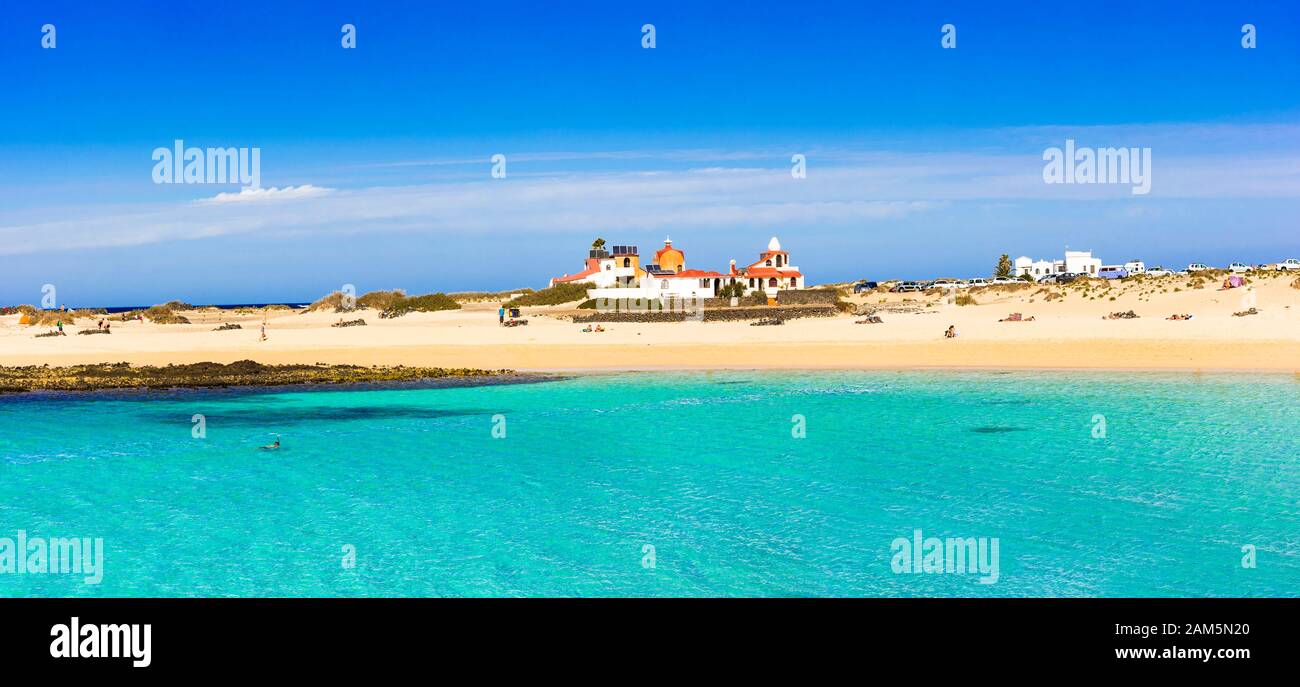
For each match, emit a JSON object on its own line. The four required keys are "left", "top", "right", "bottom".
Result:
{"left": 1014, "top": 249, "right": 1103, "bottom": 278}
{"left": 573, "top": 236, "right": 806, "bottom": 305}
{"left": 549, "top": 244, "right": 642, "bottom": 289}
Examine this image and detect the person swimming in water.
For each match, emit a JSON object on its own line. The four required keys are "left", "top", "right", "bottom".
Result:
{"left": 260, "top": 436, "right": 281, "bottom": 450}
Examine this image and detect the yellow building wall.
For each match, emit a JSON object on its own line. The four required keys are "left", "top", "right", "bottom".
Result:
{"left": 658, "top": 249, "right": 684, "bottom": 273}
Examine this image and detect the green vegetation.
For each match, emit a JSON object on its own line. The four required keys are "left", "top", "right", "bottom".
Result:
{"left": 955, "top": 293, "right": 977, "bottom": 306}
{"left": 356, "top": 289, "right": 406, "bottom": 311}
{"left": 995, "top": 253, "right": 1012, "bottom": 279}
{"left": 379, "top": 293, "right": 462, "bottom": 318}
{"left": 505, "top": 281, "right": 591, "bottom": 307}
{"left": 449, "top": 289, "right": 534, "bottom": 303}
{"left": 717, "top": 282, "right": 747, "bottom": 298}
{"left": 143, "top": 303, "right": 191, "bottom": 324}
{"left": 304, "top": 291, "right": 349, "bottom": 313}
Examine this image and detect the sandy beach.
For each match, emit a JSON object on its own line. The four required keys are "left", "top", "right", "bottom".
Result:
{"left": 3, "top": 275, "right": 1299, "bottom": 374}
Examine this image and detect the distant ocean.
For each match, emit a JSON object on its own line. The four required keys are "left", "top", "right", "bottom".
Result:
{"left": 1, "top": 371, "right": 1296, "bottom": 597}
{"left": 93, "top": 303, "right": 309, "bottom": 313}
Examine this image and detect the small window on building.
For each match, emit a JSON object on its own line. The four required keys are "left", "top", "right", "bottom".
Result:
{"left": 790, "top": 277, "right": 797, "bottom": 287}
{"left": 623, "top": 257, "right": 631, "bottom": 267}
{"left": 768, "top": 277, "right": 778, "bottom": 288}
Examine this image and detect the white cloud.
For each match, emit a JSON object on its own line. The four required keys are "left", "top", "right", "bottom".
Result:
{"left": 197, "top": 184, "right": 333, "bottom": 204}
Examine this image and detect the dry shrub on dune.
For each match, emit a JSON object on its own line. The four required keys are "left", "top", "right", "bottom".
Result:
{"left": 379, "top": 293, "right": 461, "bottom": 319}
{"left": 31, "top": 311, "right": 76, "bottom": 326}
{"left": 1291, "top": 276, "right": 1300, "bottom": 290}
{"left": 356, "top": 290, "right": 406, "bottom": 311}
{"left": 144, "top": 304, "right": 190, "bottom": 324}
{"left": 304, "top": 291, "right": 348, "bottom": 313}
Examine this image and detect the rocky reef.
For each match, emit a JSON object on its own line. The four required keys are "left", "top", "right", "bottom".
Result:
{"left": 0, "top": 360, "right": 512, "bottom": 394}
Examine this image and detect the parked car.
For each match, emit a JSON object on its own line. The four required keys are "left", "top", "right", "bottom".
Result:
{"left": 891, "top": 281, "right": 923, "bottom": 293}
{"left": 991, "top": 277, "right": 1018, "bottom": 285}
{"left": 930, "top": 279, "right": 960, "bottom": 290}
{"left": 1276, "top": 258, "right": 1300, "bottom": 271}
{"left": 852, "top": 280, "right": 879, "bottom": 293}
{"left": 1144, "top": 266, "right": 1172, "bottom": 277}
{"left": 1187, "top": 263, "right": 1211, "bottom": 272}
{"left": 967, "top": 278, "right": 990, "bottom": 287}
{"left": 1040, "top": 273, "right": 1079, "bottom": 284}
{"left": 1228, "top": 262, "right": 1250, "bottom": 273}
{"left": 1098, "top": 267, "right": 1129, "bottom": 279}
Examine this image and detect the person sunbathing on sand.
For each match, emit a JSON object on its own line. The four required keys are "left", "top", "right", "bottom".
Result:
{"left": 999, "top": 313, "right": 1033, "bottom": 322}
{"left": 944, "top": 325, "right": 957, "bottom": 338}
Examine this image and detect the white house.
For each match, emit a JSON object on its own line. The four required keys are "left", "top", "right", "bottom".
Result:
{"left": 573, "top": 236, "right": 807, "bottom": 305}
{"left": 1014, "top": 249, "right": 1103, "bottom": 278}
{"left": 549, "top": 244, "right": 642, "bottom": 289}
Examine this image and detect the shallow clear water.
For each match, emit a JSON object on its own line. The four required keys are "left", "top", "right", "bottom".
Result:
{"left": 1, "top": 371, "right": 1296, "bottom": 597}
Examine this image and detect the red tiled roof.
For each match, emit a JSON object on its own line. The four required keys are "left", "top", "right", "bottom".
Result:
{"left": 661, "top": 269, "right": 727, "bottom": 279}
{"left": 551, "top": 258, "right": 601, "bottom": 283}
{"left": 745, "top": 267, "right": 802, "bottom": 278}
{"left": 655, "top": 245, "right": 683, "bottom": 261}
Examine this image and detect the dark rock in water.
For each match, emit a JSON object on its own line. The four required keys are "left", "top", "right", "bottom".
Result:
{"left": 332, "top": 318, "right": 367, "bottom": 328}
{"left": 0, "top": 360, "right": 513, "bottom": 393}
{"left": 970, "top": 426, "right": 1028, "bottom": 433}
{"left": 214, "top": 323, "right": 243, "bottom": 331}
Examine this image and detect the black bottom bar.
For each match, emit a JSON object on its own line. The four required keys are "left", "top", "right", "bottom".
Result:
{"left": 0, "top": 598, "right": 1291, "bottom": 675}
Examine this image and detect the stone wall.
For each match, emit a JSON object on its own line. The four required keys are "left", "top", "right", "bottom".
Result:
{"left": 776, "top": 288, "right": 841, "bottom": 305}
{"left": 571, "top": 305, "right": 838, "bottom": 323}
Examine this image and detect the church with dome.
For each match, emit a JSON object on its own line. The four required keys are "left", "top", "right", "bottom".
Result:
{"left": 548, "top": 236, "right": 806, "bottom": 303}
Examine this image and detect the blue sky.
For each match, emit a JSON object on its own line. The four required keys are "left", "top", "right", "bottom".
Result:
{"left": 1, "top": 1, "right": 1298, "bottom": 305}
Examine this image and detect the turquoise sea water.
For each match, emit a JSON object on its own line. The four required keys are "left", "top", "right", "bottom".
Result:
{"left": 1, "top": 371, "right": 1297, "bottom": 597}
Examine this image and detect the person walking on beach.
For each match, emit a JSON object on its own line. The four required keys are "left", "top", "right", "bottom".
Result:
{"left": 260, "top": 323, "right": 268, "bottom": 342}
{"left": 498, "top": 305, "right": 505, "bottom": 325}
{"left": 56, "top": 320, "right": 63, "bottom": 334}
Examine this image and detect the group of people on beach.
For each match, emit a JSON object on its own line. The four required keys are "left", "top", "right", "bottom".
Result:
{"left": 96, "top": 319, "right": 111, "bottom": 332}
